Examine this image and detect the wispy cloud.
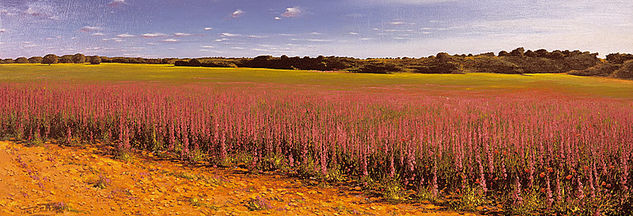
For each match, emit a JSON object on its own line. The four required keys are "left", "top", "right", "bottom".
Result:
{"left": 201, "top": 45, "right": 215, "bottom": 49}
{"left": 174, "top": 32, "right": 192, "bottom": 37}
{"left": 281, "top": 7, "right": 302, "bottom": 18}
{"left": 103, "top": 38, "right": 123, "bottom": 42}
{"left": 0, "top": 29, "right": 5, "bottom": 33}
{"left": 221, "top": 33, "right": 241, "bottom": 37}
{"left": 91, "top": 32, "right": 105, "bottom": 36}
{"left": 80, "top": 26, "right": 102, "bottom": 32}
{"left": 23, "top": 2, "right": 59, "bottom": 20}
{"left": 359, "top": 0, "right": 458, "bottom": 5}
{"left": 108, "top": 0, "right": 126, "bottom": 7}
{"left": 142, "top": 33, "right": 168, "bottom": 38}
{"left": 232, "top": 9, "right": 244, "bottom": 18}
{"left": 162, "top": 38, "right": 179, "bottom": 42}
{"left": 117, "top": 33, "right": 135, "bottom": 38}
{"left": 204, "top": 27, "right": 213, "bottom": 31}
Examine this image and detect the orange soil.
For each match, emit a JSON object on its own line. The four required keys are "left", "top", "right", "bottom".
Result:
{"left": 0, "top": 141, "right": 477, "bottom": 215}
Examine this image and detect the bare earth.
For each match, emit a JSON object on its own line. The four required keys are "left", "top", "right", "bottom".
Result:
{"left": 0, "top": 141, "right": 476, "bottom": 215}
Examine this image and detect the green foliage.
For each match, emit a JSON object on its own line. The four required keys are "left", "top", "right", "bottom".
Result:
{"left": 383, "top": 179, "right": 406, "bottom": 203}
{"left": 42, "top": 54, "right": 59, "bottom": 65}
{"left": 450, "top": 185, "right": 487, "bottom": 211}
{"left": 89, "top": 56, "right": 102, "bottom": 65}
{"left": 612, "top": 60, "right": 633, "bottom": 79}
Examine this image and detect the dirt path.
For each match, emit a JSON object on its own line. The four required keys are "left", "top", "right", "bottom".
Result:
{"left": 0, "top": 141, "right": 476, "bottom": 215}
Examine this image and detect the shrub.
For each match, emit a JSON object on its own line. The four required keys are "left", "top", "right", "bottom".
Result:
{"left": 569, "top": 63, "right": 619, "bottom": 76}
{"left": 353, "top": 62, "right": 402, "bottom": 74}
{"left": 42, "top": 54, "right": 59, "bottom": 65}
{"left": 510, "top": 47, "right": 525, "bottom": 57}
{"left": 612, "top": 60, "right": 633, "bottom": 79}
{"left": 15, "top": 57, "right": 29, "bottom": 63}
{"left": 72, "top": 53, "right": 86, "bottom": 64}
{"left": 28, "top": 56, "right": 43, "bottom": 63}
{"left": 89, "top": 56, "right": 102, "bottom": 65}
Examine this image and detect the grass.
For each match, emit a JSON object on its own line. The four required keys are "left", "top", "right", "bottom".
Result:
{"left": 1, "top": 63, "right": 632, "bottom": 98}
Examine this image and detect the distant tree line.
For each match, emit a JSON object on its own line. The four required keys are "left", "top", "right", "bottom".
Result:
{"left": 1, "top": 49, "right": 631, "bottom": 79}
{"left": 0, "top": 54, "right": 177, "bottom": 65}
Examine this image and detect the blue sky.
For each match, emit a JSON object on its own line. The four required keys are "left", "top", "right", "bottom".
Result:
{"left": 0, "top": 0, "right": 632, "bottom": 58}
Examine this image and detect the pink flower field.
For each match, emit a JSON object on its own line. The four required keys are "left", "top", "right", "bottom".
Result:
{"left": 1, "top": 81, "right": 631, "bottom": 214}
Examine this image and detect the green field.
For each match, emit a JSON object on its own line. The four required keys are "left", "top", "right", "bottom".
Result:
{"left": 1, "top": 63, "right": 632, "bottom": 98}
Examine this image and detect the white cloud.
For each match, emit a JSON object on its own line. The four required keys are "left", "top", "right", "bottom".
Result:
{"left": 274, "top": 17, "right": 281, "bottom": 20}
{"left": 174, "top": 33, "right": 192, "bottom": 37}
{"left": 281, "top": 7, "right": 302, "bottom": 18}
{"left": 220, "top": 33, "right": 241, "bottom": 37}
{"left": 80, "top": 26, "right": 102, "bottom": 32}
{"left": 204, "top": 27, "right": 213, "bottom": 31}
{"left": 142, "top": 33, "right": 168, "bottom": 38}
{"left": 108, "top": 0, "right": 126, "bottom": 7}
{"left": 360, "top": 0, "right": 458, "bottom": 5}
{"left": 162, "top": 38, "right": 179, "bottom": 42}
{"left": 103, "top": 38, "right": 123, "bottom": 42}
{"left": 23, "top": 2, "right": 59, "bottom": 20}
{"left": 292, "top": 38, "right": 333, "bottom": 42}
{"left": 348, "top": 32, "right": 359, "bottom": 35}
{"left": 91, "top": 32, "right": 105, "bottom": 36}
{"left": 0, "top": 29, "right": 5, "bottom": 33}
{"left": 117, "top": 33, "right": 135, "bottom": 38}
{"left": 248, "top": 35, "right": 267, "bottom": 39}
{"left": 215, "top": 38, "right": 229, "bottom": 42}
{"left": 232, "top": 9, "right": 244, "bottom": 18}
{"left": 201, "top": 45, "right": 215, "bottom": 49}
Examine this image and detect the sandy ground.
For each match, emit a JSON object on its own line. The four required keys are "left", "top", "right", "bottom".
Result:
{"left": 0, "top": 140, "right": 477, "bottom": 215}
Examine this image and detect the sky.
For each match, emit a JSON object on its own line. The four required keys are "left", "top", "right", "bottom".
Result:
{"left": 0, "top": 0, "right": 632, "bottom": 58}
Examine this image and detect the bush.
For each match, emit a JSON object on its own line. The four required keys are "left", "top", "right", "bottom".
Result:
{"left": 89, "top": 56, "right": 101, "bottom": 65}
{"left": 510, "top": 47, "right": 525, "bottom": 57}
{"left": 15, "top": 57, "right": 28, "bottom": 63}
{"left": 606, "top": 53, "right": 633, "bottom": 64}
{"left": 42, "top": 54, "right": 58, "bottom": 65}
{"left": 569, "top": 63, "right": 619, "bottom": 76}
{"left": 28, "top": 56, "right": 43, "bottom": 63}
{"left": 72, "top": 53, "right": 86, "bottom": 64}
{"left": 353, "top": 62, "right": 402, "bottom": 74}
{"left": 612, "top": 60, "right": 633, "bottom": 79}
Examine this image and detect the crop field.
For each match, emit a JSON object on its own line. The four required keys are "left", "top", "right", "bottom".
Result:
{"left": 1, "top": 64, "right": 632, "bottom": 215}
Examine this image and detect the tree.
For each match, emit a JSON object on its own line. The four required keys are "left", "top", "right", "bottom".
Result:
{"left": 72, "top": 53, "right": 86, "bottom": 64}
{"left": 89, "top": 56, "right": 101, "bottom": 64}
{"left": 189, "top": 59, "right": 202, "bottom": 66}
{"left": 42, "top": 54, "right": 58, "bottom": 65}
{"left": 510, "top": 47, "right": 525, "bottom": 57}
{"left": 498, "top": 51, "right": 510, "bottom": 57}
{"left": 15, "top": 57, "right": 29, "bottom": 63}
{"left": 436, "top": 52, "right": 451, "bottom": 61}
{"left": 525, "top": 50, "right": 537, "bottom": 58}
{"left": 28, "top": 56, "right": 43, "bottom": 63}
{"left": 60, "top": 55, "right": 73, "bottom": 63}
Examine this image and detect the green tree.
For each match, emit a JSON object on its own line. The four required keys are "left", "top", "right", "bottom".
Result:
{"left": 72, "top": 53, "right": 86, "bottom": 64}
{"left": 42, "top": 54, "right": 59, "bottom": 65}
{"left": 15, "top": 57, "right": 29, "bottom": 63}
{"left": 28, "top": 56, "right": 43, "bottom": 63}
{"left": 89, "top": 56, "right": 102, "bottom": 64}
